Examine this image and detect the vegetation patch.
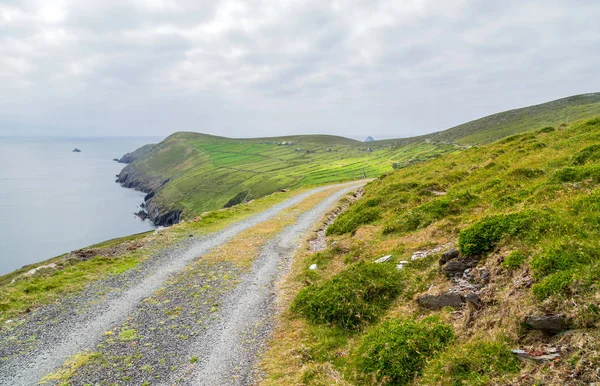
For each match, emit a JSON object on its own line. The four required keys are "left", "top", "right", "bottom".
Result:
{"left": 529, "top": 242, "right": 596, "bottom": 279}
{"left": 458, "top": 210, "right": 543, "bottom": 257}
{"left": 353, "top": 317, "right": 454, "bottom": 385}
{"left": 502, "top": 250, "right": 527, "bottom": 269}
{"left": 419, "top": 340, "right": 520, "bottom": 385}
{"left": 326, "top": 202, "right": 381, "bottom": 235}
{"left": 291, "top": 262, "right": 403, "bottom": 330}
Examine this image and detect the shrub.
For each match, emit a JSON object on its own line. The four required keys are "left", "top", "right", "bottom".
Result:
{"left": 354, "top": 317, "right": 454, "bottom": 386}
{"left": 419, "top": 340, "right": 520, "bottom": 385}
{"left": 538, "top": 126, "right": 556, "bottom": 134}
{"left": 458, "top": 210, "right": 540, "bottom": 257}
{"left": 291, "top": 262, "right": 402, "bottom": 330}
{"left": 572, "top": 144, "right": 600, "bottom": 165}
{"left": 532, "top": 270, "right": 574, "bottom": 300}
{"left": 326, "top": 205, "right": 380, "bottom": 235}
{"left": 502, "top": 250, "right": 526, "bottom": 269}
{"left": 530, "top": 242, "right": 596, "bottom": 279}
{"left": 554, "top": 165, "right": 600, "bottom": 183}
{"left": 510, "top": 168, "right": 545, "bottom": 179}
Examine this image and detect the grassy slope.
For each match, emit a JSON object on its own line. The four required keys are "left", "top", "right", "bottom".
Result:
{"left": 129, "top": 133, "right": 455, "bottom": 217}
{"left": 126, "top": 93, "right": 600, "bottom": 220}
{"left": 261, "top": 117, "right": 600, "bottom": 385}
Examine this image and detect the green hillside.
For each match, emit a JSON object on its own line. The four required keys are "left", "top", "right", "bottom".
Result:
{"left": 262, "top": 116, "right": 600, "bottom": 384}
{"left": 118, "top": 93, "right": 600, "bottom": 225}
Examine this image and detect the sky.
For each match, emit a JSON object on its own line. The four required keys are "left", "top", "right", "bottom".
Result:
{"left": 0, "top": 0, "right": 599, "bottom": 139}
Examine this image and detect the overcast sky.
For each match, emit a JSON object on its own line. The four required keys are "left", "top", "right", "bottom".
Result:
{"left": 1, "top": 0, "right": 598, "bottom": 139}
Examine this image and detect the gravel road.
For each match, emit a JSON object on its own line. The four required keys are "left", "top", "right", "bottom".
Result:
{"left": 0, "top": 182, "right": 362, "bottom": 386}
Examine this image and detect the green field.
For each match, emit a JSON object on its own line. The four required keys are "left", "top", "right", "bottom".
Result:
{"left": 120, "top": 93, "right": 600, "bottom": 221}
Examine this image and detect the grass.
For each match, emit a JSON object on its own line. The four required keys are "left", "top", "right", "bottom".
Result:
{"left": 260, "top": 116, "right": 600, "bottom": 385}
{"left": 39, "top": 351, "right": 100, "bottom": 384}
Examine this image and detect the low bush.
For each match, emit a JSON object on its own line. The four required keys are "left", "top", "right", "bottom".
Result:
{"left": 510, "top": 168, "right": 545, "bottom": 179}
{"left": 354, "top": 317, "right": 454, "bottom": 386}
{"left": 458, "top": 210, "right": 541, "bottom": 257}
{"left": 502, "top": 250, "right": 526, "bottom": 269}
{"left": 291, "top": 262, "right": 402, "bottom": 330}
{"left": 532, "top": 270, "right": 574, "bottom": 300}
{"left": 572, "top": 144, "right": 600, "bottom": 165}
{"left": 326, "top": 204, "right": 380, "bottom": 235}
{"left": 538, "top": 126, "right": 556, "bottom": 134}
{"left": 419, "top": 340, "right": 520, "bottom": 385}
{"left": 530, "top": 242, "right": 596, "bottom": 279}
{"left": 554, "top": 165, "right": 600, "bottom": 183}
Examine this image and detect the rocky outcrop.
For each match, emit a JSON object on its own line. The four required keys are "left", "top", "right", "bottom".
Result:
{"left": 418, "top": 292, "right": 464, "bottom": 310}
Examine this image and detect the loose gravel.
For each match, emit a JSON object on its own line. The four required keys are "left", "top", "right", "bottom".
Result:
{"left": 0, "top": 182, "right": 362, "bottom": 386}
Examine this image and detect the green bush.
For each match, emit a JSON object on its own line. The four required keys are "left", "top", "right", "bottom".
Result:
{"left": 326, "top": 204, "right": 380, "bottom": 235}
{"left": 419, "top": 340, "right": 520, "bottom": 385}
{"left": 510, "top": 168, "right": 545, "bottom": 179}
{"left": 532, "top": 270, "right": 574, "bottom": 300}
{"left": 458, "top": 210, "right": 539, "bottom": 257}
{"left": 354, "top": 317, "right": 454, "bottom": 386}
{"left": 291, "top": 262, "right": 402, "bottom": 330}
{"left": 554, "top": 165, "right": 600, "bottom": 183}
{"left": 530, "top": 242, "right": 596, "bottom": 279}
{"left": 537, "top": 126, "right": 556, "bottom": 134}
{"left": 502, "top": 250, "right": 526, "bottom": 269}
{"left": 573, "top": 144, "right": 600, "bottom": 165}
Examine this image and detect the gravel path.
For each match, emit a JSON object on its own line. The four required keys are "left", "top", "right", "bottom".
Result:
{"left": 0, "top": 182, "right": 361, "bottom": 386}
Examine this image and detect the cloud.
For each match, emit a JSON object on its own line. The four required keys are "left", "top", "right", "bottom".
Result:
{"left": 0, "top": 0, "right": 599, "bottom": 138}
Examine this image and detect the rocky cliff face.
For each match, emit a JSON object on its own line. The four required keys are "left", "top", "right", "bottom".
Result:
{"left": 117, "top": 143, "right": 158, "bottom": 164}
{"left": 116, "top": 145, "right": 182, "bottom": 227}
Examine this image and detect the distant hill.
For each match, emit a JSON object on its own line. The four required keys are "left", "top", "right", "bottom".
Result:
{"left": 364, "top": 136, "right": 374, "bottom": 142}
{"left": 117, "top": 93, "right": 600, "bottom": 225}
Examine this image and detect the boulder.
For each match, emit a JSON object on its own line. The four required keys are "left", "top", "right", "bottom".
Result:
{"left": 309, "top": 264, "right": 318, "bottom": 270}
{"left": 524, "top": 315, "right": 570, "bottom": 334}
{"left": 464, "top": 292, "right": 482, "bottom": 308}
{"left": 442, "top": 258, "right": 477, "bottom": 277}
{"left": 417, "top": 292, "right": 464, "bottom": 310}
{"left": 374, "top": 255, "right": 392, "bottom": 263}
{"left": 396, "top": 260, "right": 409, "bottom": 270}
{"left": 439, "top": 249, "right": 460, "bottom": 265}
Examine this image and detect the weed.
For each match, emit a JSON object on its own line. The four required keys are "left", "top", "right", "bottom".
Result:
{"left": 118, "top": 328, "right": 138, "bottom": 342}
{"left": 502, "top": 250, "right": 527, "bottom": 269}
{"left": 419, "top": 340, "right": 520, "bottom": 385}
{"left": 291, "top": 262, "right": 403, "bottom": 330}
{"left": 354, "top": 317, "right": 454, "bottom": 385}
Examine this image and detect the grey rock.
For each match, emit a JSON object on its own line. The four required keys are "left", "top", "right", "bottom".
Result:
{"left": 308, "top": 264, "right": 318, "bottom": 270}
{"left": 464, "top": 292, "right": 482, "bottom": 308}
{"left": 417, "top": 292, "right": 464, "bottom": 310}
{"left": 439, "top": 249, "right": 460, "bottom": 265}
{"left": 524, "top": 315, "right": 570, "bottom": 334}
{"left": 374, "top": 255, "right": 392, "bottom": 263}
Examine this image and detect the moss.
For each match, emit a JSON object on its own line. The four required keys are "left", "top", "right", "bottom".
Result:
{"left": 354, "top": 317, "right": 454, "bottom": 386}
{"left": 419, "top": 340, "right": 520, "bottom": 385}
{"left": 291, "top": 262, "right": 402, "bottom": 330}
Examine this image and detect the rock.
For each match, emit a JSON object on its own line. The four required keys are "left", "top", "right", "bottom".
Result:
{"left": 524, "top": 315, "right": 570, "bottom": 334}
{"left": 439, "top": 249, "right": 460, "bottom": 265}
{"left": 464, "top": 292, "right": 482, "bottom": 308}
{"left": 112, "top": 158, "right": 119, "bottom": 162}
{"left": 442, "top": 258, "right": 477, "bottom": 277}
{"left": 188, "top": 234, "right": 193, "bottom": 237}
{"left": 511, "top": 348, "right": 561, "bottom": 362}
{"left": 309, "top": 264, "right": 318, "bottom": 270}
{"left": 72, "top": 148, "right": 81, "bottom": 152}
{"left": 417, "top": 292, "right": 464, "bottom": 310}
{"left": 135, "top": 210, "right": 148, "bottom": 220}
{"left": 5, "top": 320, "right": 13, "bottom": 324}
{"left": 374, "top": 255, "right": 392, "bottom": 263}
{"left": 24, "top": 263, "right": 57, "bottom": 277}
{"left": 396, "top": 261, "right": 409, "bottom": 270}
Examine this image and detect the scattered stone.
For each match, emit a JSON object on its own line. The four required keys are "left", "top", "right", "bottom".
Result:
{"left": 5, "top": 320, "right": 13, "bottom": 324}
{"left": 440, "top": 249, "right": 460, "bottom": 265}
{"left": 72, "top": 148, "right": 81, "bottom": 152}
{"left": 410, "top": 243, "right": 452, "bottom": 261}
{"left": 511, "top": 347, "right": 561, "bottom": 362}
{"left": 188, "top": 234, "right": 193, "bottom": 238}
{"left": 308, "top": 264, "right": 318, "bottom": 270}
{"left": 374, "top": 255, "right": 392, "bottom": 263}
{"left": 442, "top": 258, "right": 477, "bottom": 277}
{"left": 524, "top": 315, "right": 570, "bottom": 334}
{"left": 396, "top": 261, "right": 409, "bottom": 270}
{"left": 417, "top": 292, "right": 464, "bottom": 310}
{"left": 464, "top": 292, "right": 482, "bottom": 308}
{"left": 514, "top": 275, "right": 533, "bottom": 288}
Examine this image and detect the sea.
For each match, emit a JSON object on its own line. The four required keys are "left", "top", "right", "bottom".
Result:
{"left": 0, "top": 137, "right": 162, "bottom": 275}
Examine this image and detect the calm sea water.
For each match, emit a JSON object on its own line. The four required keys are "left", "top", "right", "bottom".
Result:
{"left": 0, "top": 137, "right": 161, "bottom": 275}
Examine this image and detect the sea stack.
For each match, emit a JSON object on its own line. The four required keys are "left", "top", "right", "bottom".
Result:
{"left": 72, "top": 148, "right": 82, "bottom": 152}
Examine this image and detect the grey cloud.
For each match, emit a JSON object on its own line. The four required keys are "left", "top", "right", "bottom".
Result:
{"left": 0, "top": 0, "right": 599, "bottom": 138}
